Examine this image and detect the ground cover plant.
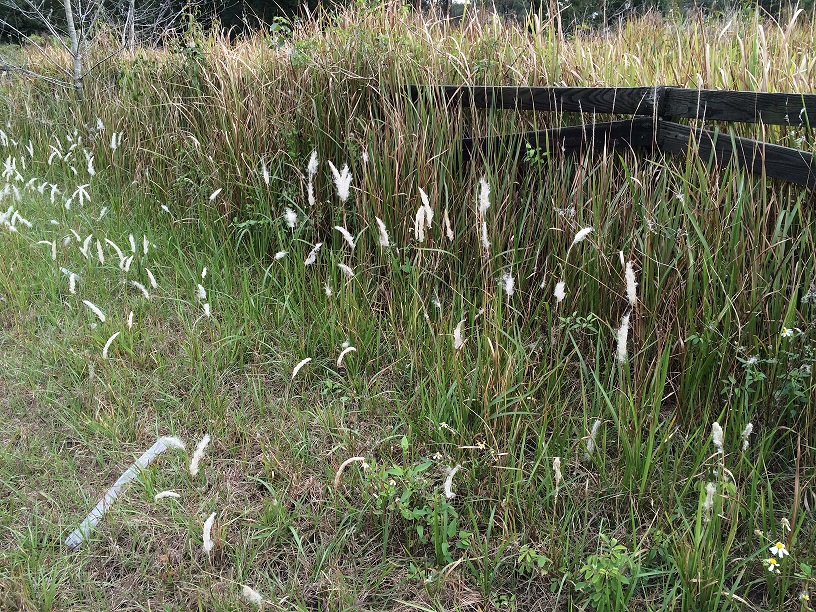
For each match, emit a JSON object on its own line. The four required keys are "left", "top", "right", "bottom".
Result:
{"left": 0, "top": 3, "right": 815, "bottom": 610}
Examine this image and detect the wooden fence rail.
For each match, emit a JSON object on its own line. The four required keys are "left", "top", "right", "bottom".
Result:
{"left": 410, "top": 85, "right": 816, "bottom": 188}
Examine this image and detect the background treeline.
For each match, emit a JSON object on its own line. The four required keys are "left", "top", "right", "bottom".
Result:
{"left": 2, "top": 0, "right": 814, "bottom": 41}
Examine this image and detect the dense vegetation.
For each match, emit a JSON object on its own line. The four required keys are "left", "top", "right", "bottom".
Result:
{"left": 1, "top": 4, "right": 815, "bottom": 610}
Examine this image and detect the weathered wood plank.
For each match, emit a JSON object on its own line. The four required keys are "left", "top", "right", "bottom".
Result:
{"left": 662, "top": 88, "right": 816, "bottom": 125}
{"left": 410, "top": 85, "right": 659, "bottom": 115}
{"left": 462, "top": 117, "right": 655, "bottom": 162}
{"left": 656, "top": 120, "right": 816, "bottom": 187}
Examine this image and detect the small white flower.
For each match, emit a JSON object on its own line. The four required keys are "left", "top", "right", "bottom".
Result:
{"left": 770, "top": 542, "right": 789, "bottom": 558}
{"left": 324, "top": 283, "right": 332, "bottom": 297}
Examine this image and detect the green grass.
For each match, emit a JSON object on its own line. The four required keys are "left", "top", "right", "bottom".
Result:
{"left": 1, "top": 3, "right": 815, "bottom": 610}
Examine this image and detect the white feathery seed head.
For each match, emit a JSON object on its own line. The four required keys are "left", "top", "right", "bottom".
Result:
{"left": 571, "top": 226, "right": 593, "bottom": 247}
{"left": 480, "top": 221, "right": 489, "bottom": 254}
{"left": 307, "top": 150, "right": 319, "bottom": 177}
{"left": 283, "top": 207, "right": 297, "bottom": 229}
{"left": 616, "top": 313, "right": 630, "bottom": 363}
{"left": 586, "top": 419, "right": 602, "bottom": 457}
{"left": 741, "top": 423, "right": 753, "bottom": 451}
{"left": 419, "top": 188, "right": 433, "bottom": 228}
{"left": 209, "top": 188, "right": 222, "bottom": 201}
{"left": 334, "top": 225, "right": 355, "bottom": 248}
{"left": 304, "top": 242, "right": 322, "bottom": 266}
{"left": 443, "top": 465, "right": 462, "bottom": 499}
{"left": 553, "top": 456, "right": 562, "bottom": 491}
{"left": 554, "top": 281, "right": 566, "bottom": 303}
{"left": 711, "top": 421, "right": 724, "bottom": 452}
{"left": 292, "top": 357, "right": 312, "bottom": 379}
{"left": 260, "top": 158, "right": 269, "bottom": 186}
{"left": 375, "top": 217, "right": 390, "bottom": 248}
{"left": 154, "top": 490, "right": 181, "bottom": 501}
{"left": 190, "top": 434, "right": 211, "bottom": 477}
{"left": 242, "top": 585, "right": 264, "bottom": 607}
{"left": 703, "top": 482, "right": 716, "bottom": 512}
{"left": 453, "top": 319, "right": 466, "bottom": 350}
{"left": 338, "top": 263, "right": 354, "bottom": 278}
{"left": 131, "top": 281, "right": 150, "bottom": 299}
{"left": 333, "top": 456, "right": 365, "bottom": 488}
{"left": 83, "top": 300, "right": 106, "bottom": 323}
{"left": 443, "top": 207, "right": 453, "bottom": 242}
{"left": 414, "top": 206, "right": 426, "bottom": 242}
{"left": 337, "top": 346, "right": 357, "bottom": 367}
{"left": 478, "top": 176, "right": 490, "bottom": 216}
{"left": 196, "top": 284, "right": 207, "bottom": 301}
{"left": 327, "top": 160, "right": 352, "bottom": 203}
{"left": 501, "top": 271, "right": 515, "bottom": 298}
{"left": 102, "top": 332, "right": 120, "bottom": 359}
{"left": 127, "top": 311, "right": 134, "bottom": 329}
{"left": 202, "top": 512, "right": 216, "bottom": 553}
{"left": 274, "top": 251, "right": 287, "bottom": 260}
{"left": 145, "top": 268, "right": 157, "bottom": 289}
{"left": 625, "top": 261, "right": 638, "bottom": 306}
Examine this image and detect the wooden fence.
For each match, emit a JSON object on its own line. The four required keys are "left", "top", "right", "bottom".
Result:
{"left": 409, "top": 85, "right": 816, "bottom": 188}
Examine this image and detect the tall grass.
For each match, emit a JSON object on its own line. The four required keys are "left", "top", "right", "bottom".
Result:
{"left": 1, "top": 3, "right": 815, "bottom": 609}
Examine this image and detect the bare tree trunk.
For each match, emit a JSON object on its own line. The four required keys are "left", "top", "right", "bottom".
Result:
{"left": 62, "top": 0, "right": 83, "bottom": 99}
{"left": 127, "top": 0, "right": 135, "bottom": 51}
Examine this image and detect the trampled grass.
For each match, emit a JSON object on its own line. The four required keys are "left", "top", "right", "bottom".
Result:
{"left": 0, "top": 3, "right": 815, "bottom": 610}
